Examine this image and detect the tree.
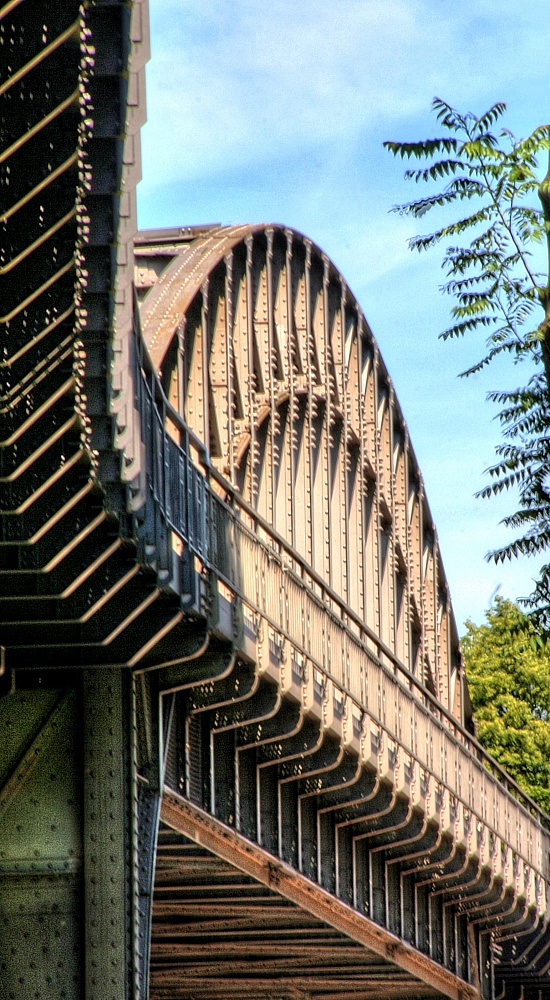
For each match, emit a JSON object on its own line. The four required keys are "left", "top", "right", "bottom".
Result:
{"left": 462, "top": 598, "right": 550, "bottom": 810}
{"left": 384, "top": 101, "right": 550, "bottom": 625}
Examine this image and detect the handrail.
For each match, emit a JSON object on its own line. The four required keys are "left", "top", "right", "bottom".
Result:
{"left": 132, "top": 321, "right": 550, "bottom": 840}
{"left": 135, "top": 328, "right": 428, "bottom": 681}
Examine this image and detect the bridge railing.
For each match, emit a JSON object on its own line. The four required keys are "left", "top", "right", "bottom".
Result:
{"left": 133, "top": 323, "right": 550, "bottom": 884}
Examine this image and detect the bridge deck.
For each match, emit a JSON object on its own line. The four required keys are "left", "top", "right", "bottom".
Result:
{"left": 1, "top": 2, "right": 550, "bottom": 999}
{"left": 153, "top": 805, "right": 467, "bottom": 1000}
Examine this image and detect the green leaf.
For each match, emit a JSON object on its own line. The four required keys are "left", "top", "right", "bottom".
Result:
{"left": 462, "top": 598, "right": 550, "bottom": 809}
{"left": 384, "top": 98, "right": 550, "bottom": 626}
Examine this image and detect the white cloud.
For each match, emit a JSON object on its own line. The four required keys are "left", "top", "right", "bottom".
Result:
{"left": 144, "top": 0, "right": 421, "bottom": 183}
{"left": 142, "top": 0, "right": 550, "bottom": 189}
{"left": 138, "top": 0, "right": 550, "bottom": 626}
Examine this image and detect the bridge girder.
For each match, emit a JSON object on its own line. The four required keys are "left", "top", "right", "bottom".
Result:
{"left": 133, "top": 222, "right": 550, "bottom": 997}
{"left": 135, "top": 223, "right": 461, "bottom": 720}
{"left": 1, "top": 2, "right": 550, "bottom": 1000}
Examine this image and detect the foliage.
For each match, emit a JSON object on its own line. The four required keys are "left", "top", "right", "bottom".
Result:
{"left": 462, "top": 597, "right": 550, "bottom": 811}
{"left": 384, "top": 100, "right": 550, "bottom": 626}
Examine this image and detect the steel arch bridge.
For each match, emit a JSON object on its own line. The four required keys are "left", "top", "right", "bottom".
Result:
{"left": 1, "top": 3, "right": 550, "bottom": 1000}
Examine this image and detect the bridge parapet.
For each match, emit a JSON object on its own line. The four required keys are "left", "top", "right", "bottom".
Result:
{"left": 133, "top": 317, "right": 550, "bottom": 996}
{"left": 2, "top": 1, "right": 550, "bottom": 996}
{"left": 135, "top": 223, "right": 462, "bottom": 720}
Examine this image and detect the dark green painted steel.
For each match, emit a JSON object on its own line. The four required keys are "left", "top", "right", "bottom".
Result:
{"left": 0, "top": 675, "right": 139, "bottom": 999}
{"left": 83, "top": 668, "right": 135, "bottom": 1000}
{"left": 0, "top": 688, "right": 82, "bottom": 999}
{"left": 0, "top": 0, "right": 152, "bottom": 997}
{"left": 1, "top": 1, "right": 550, "bottom": 999}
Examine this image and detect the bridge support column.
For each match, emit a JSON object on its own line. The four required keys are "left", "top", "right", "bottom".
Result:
{"left": 83, "top": 668, "right": 137, "bottom": 1000}
{"left": 0, "top": 685, "right": 82, "bottom": 999}
{"left": 0, "top": 670, "right": 157, "bottom": 1000}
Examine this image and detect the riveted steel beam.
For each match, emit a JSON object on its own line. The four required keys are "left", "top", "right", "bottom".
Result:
{"left": 161, "top": 790, "right": 481, "bottom": 1000}
{"left": 4, "top": 0, "right": 550, "bottom": 995}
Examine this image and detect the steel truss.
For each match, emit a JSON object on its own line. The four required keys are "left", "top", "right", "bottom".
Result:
{"left": 0, "top": 2, "right": 549, "bottom": 999}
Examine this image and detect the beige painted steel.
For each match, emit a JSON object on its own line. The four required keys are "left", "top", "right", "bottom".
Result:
{"left": 176, "top": 475, "right": 549, "bottom": 895}
{"left": 161, "top": 790, "right": 481, "bottom": 1000}
{"left": 136, "top": 225, "right": 460, "bottom": 717}
{"left": 135, "top": 224, "right": 550, "bottom": 928}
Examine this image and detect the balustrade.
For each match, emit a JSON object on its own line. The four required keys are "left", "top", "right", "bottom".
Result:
{"left": 134, "top": 327, "right": 550, "bottom": 886}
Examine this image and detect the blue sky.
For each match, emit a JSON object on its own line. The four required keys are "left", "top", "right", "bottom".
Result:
{"left": 137, "top": 0, "right": 550, "bottom": 631}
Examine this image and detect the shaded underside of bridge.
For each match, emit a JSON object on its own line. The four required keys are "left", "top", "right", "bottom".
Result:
{"left": 1, "top": 2, "right": 550, "bottom": 1000}
{"left": 152, "top": 821, "right": 448, "bottom": 1000}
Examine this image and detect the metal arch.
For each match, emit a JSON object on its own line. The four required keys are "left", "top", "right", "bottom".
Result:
{"left": 138, "top": 224, "right": 266, "bottom": 369}
{"left": 136, "top": 224, "right": 462, "bottom": 721}
{"left": 132, "top": 286, "right": 550, "bottom": 996}
{"left": 135, "top": 223, "right": 550, "bottom": 997}
{"left": 7, "top": 1, "right": 550, "bottom": 998}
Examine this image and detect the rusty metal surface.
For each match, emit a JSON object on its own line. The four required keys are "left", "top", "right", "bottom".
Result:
{"left": 2, "top": 1, "right": 550, "bottom": 997}
{"left": 156, "top": 797, "right": 469, "bottom": 1000}
{"left": 132, "top": 219, "right": 550, "bottom": 997}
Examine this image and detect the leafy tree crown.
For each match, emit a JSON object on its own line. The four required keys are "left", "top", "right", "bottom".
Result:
{"left": 462, "top": 597, "right": 550, "bottom": 810}
{"left": 385, "top": 100, "right": 550, "bottom": 624}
